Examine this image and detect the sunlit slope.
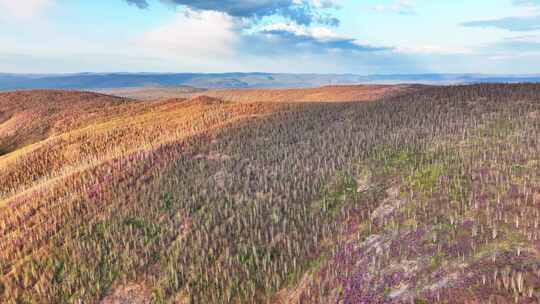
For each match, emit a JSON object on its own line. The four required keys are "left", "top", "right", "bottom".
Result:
{"left": 0, "top": 85, "right": 539, "bottom": 304}
{"left": 0, "top": 95, "right": 280, "bottom": 202}
{"left": 0, "top": 92, "right": 285, "bottom": 304}
{"left": 0, "top": 90, "right": 148, "bottom": 155}
{"left": 193, "top": 85, "right": 411, "bottom": 103}
{"left": 100, "top": 84, "right": 411, "bottom": 103}
{"left": 97, "top": 86, "right": 206, "bottom": 101}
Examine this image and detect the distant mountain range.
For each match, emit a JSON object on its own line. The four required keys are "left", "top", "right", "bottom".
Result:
{"left": 2, "top": 72, "right": 540, "bottom": 90}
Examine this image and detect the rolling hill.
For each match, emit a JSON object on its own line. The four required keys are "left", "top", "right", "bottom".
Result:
{"left": 3, "top": 72, "right": 540, "bottom": 91}
{"left": 0, "top": 90, "right": 140, "bottom": 155}
{"left": 190, "top": 85, "right": 415, "bottom": 103}
{"left": 99, "top": 84, "right": 412, "bottom": 103}
{"left": 0, "top": 84, "right": 539, "bottom": 303}
{"left": 95, "top": 86, "right": 206, "bottom": 101}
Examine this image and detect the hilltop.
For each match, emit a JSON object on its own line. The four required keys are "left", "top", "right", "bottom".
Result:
{"left": 99, "top": 84, "right": 412, "bottom": 103}
{"left": 0, "top": 90, "right": 143, "bottom": 154}
{"left": 0, "top": 84, "right": 539, "bottom": 303}
{"left": 190, "top": 85, "right": 412, "bottom": 103}
{"left": 96, "top": 86, "right": 205, "bottom": 101}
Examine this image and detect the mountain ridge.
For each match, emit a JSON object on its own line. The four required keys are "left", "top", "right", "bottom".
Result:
{"left": 3, "top": 72, "right": 540, "bottom": 90}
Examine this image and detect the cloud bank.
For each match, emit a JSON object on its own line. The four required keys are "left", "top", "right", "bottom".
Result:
{"left": 125, "top": 0, "right": 340, "bottom": 26}
{"left": 462, "top": 16, "right": 540, "bottom": 31}
{"left": 371, "top": 0, "right": 416, "bottom": 15}
{"left": 462, "top": 0, "right": 540, "bottom": 32}
{"left": 255, "top": 23, "right": 390, "bottom": 54}
{"left": 129, "top": 0, "right": 398, "bottom": 72}
{"left": 0, "top": 0, "right": 53, "bottom": 20}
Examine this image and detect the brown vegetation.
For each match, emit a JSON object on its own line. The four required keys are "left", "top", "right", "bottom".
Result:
{"left": 0, "top": 90, "right": 143, "bottom": 154}
{"left": 99, "top": 84, "right": 412, "bottom": 103}
{"left": 97, "top": 86, "right": 205, "bottom": 101}
{"left": 1, "top": 85, "right": 539, "bottom": 303}
{"left": 192, "top": 84, "right": 412, "bottom": 103}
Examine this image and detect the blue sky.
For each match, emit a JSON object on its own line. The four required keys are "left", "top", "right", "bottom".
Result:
{"left": 1, "top": 0, "right": 540, "bottom": 74}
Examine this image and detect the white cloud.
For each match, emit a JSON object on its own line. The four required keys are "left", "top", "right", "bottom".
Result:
{"left": 259, "top": 22, "right": 389, "bottom": 53}
{"left": 396, "top": 45, "right": 473, "bottom": 55}
{"left": 0, "top": 0, "right": 53, "bottom": 20}
{"left": 371, "top": 0, "right": 416, "bottom": 15}
{"left": 261, "top": 22, "right": 307, "bottom": 35}
{"left": 261, "top": 23, "right": 343, "bottom": 41}
{"left": 513, "top": 6, "right": 540, "bottom": 17}
{"left": 137, "top": 10, "right": 239, "bottom": 59}
{"left": 505, "top": 34, "right": 540, "bottom": 42}
{"left": 308, "top": 0, "right": 341, "bottom": 9}
{"left": 488, "top": 51, "right": 540, "bottom": 60}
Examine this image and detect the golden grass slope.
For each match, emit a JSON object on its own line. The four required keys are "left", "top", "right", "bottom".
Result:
{"left": 96, "top": 86, "right": 205, "bottom": 101}
{"left": 0, "top": 86, "right": 406, "bottom": 298}
{"left": 0, "top": 92, "right": 283, "bottom": 204}
{"left": 1, "top": 85, "right": 539, "bottom": 303}
{"left": 193, "top": 84, "right": 411, "bottom": 103}
{"left": 0, "top": 90, "right": 144, "bottom": 155}
{"left": 98, "top": 84, "right": 410, "bottom": 103}
{"left": 0, "top": 88, "right": 389, "bottom": 303}
{"left": 0, "top": 91, "right": 289, "bottom": 299}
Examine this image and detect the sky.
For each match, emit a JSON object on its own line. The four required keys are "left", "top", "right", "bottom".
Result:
{"left": 1, "top": 0, "right": 540, "bottom": 74}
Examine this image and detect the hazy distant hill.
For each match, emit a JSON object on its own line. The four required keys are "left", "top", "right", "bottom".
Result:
{"left": 2, "top": 72, "right": 540, "bottom": 90}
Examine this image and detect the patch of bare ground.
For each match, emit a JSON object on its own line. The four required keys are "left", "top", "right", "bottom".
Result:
{"left": 188, "top": 95, "right": 225, "bottom": 105}
{"left": 100, "top": 282, "right": 152, "bottom": 304}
